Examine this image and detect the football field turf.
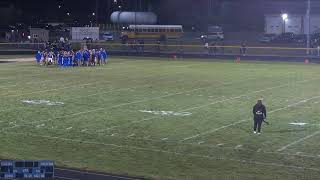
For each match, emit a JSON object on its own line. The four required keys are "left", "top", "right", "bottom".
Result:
{"left": 1, "top": 57, "right": 320, "bottom": 179}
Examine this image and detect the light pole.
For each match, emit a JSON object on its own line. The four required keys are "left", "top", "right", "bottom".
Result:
{"left": 282, "top": 13, "right": 288, "bottom": 33}
{"left": 92, "top": 12, "right": 95, "bottom": 27}
{"left": 306, "top": 0, "right": 311, "bottom": 55}
{"left": 95, "top": 0, "right": 99, "bottom": 27}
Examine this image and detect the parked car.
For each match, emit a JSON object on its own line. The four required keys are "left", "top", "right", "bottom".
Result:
{"left": 201, "top": 32, "right": 224, "bottom": 42}
{"left": 83, "top": 37, "right": 93, "bottom": 41}
{"left": 259, "top": 34, "right": 277, "bottom": 43}
{"left": 273, "top": 32, "right": 295, "bottom": 43}
{"left": 102, "top": 32, "right": 114, "bottom": 41}
{"left": 293, "top": 34, "right": 306, "bottom": 43}
{"left": 311, "top": 33, "right": 320, "bottom": 44}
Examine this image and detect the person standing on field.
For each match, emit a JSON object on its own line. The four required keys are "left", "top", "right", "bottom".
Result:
{"left": 252, "top": 99, "right": 267, "bottom": 134}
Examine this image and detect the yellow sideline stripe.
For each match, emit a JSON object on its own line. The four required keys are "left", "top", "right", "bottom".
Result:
{"left": 0, "top": 42, "right": 316, "bottom": 51}
{"left": 85, "top": 43, "right": 315, "bottom": 50}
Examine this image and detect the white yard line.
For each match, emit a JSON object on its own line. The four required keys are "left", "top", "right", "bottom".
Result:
{"left": 277, "top": 131, "right": 320, "bottom": 152}
{"left": 63, "top": 85, "right": 144, "bottom": 101}
{"left": 1, "top": 131, "right": 319, "bottom": 173}
{"left": 25, "top": 79, "right": 63, "bottom": 85}
{"left": 0, "top": 125, "right": 19, "bottom": 132}
{"left": 0, "top": 73, "right": 42, "bottom": 80}
{"left": 181, "top": 95, "right": 320, "bottom": 142}
{"left": 127, "top": 133, "right": 135, "bottom": 138}
{"left": 54, "top": 176, "right": 80, "bottom": 180}
{"left": 0, "top": 82, "right": 95, "bottom": 97}
{"left": 54, "top": 168, "right": 139, "bottom": 180}
{"left": 62, "top": 76, "right": 191, "bottom": 102}
{"left": 0, "top": 84, "right": 17, "bottom": 89}
{"left": 0, "top": 78, "right": 77, "bottom": 91}
{"left": 181, "top": 119, "right": 248, "bottom": 142}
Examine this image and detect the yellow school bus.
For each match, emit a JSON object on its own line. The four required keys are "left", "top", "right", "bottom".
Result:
{"left": 120, "top": 25, "right": 183, "bottom": 40}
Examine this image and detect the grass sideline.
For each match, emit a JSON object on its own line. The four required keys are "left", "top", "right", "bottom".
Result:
{"left": 1, "top": 57, "right": 320, "bottom": 179}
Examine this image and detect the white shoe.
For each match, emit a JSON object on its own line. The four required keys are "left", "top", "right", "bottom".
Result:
{"left": 253, "top": 131, "right": 257, "bottom": 134}
{"left": 258, "top": 132, "right": 261, "bottom": 135}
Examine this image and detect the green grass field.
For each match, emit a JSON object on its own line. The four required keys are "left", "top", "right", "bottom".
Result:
{"left": 1, "top": 57, "right": 320, "bottom": 179}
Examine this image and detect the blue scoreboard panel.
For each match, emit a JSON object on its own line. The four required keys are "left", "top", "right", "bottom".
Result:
{"left": 0, "top": 160, "right": 54, "bottom": 179}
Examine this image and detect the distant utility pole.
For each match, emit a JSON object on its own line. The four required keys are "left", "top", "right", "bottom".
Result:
{"left": 139, "top": 0, "right": 142, "bottom": 11}
{"left": 306, "top": 0, "right": 311, "bottom": 55}
{"left": 95, "top": 0, "right": 99, "bottom": 26}
{"left": 207, "top": 0, "right": 211, "bottom": 31}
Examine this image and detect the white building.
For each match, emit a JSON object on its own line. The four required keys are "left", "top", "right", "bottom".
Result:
{"left": 265, "top": 14, "right": 320, "bottom": 35}
{"left": 263, "top": 0, "right": 320, "bottom": 35}
{"left": 29, "top": 28, "right": 49, "bottom": 42}
{"left": 71, "top": 27, "right": 99, "bottom": 40}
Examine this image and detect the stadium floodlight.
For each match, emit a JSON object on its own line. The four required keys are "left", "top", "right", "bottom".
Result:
{"left": 282, "top": 13, "right": 288, "bottom": 21}
{"left": 281, "top": 13, "right": 288, "bottom": 33}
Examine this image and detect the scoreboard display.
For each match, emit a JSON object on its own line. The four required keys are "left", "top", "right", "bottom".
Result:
{"left": 0, "top": 160, "right": 54, "bottom": 179}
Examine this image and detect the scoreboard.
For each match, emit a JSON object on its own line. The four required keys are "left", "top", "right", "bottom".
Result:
{"left": 0, "top": 160, "right": 54, "bottom": 179}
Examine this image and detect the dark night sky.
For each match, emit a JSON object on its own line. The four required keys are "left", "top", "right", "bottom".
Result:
{"left": 0, "top": 0, "right": 316, "bottom": 31}
{"left": 0, "top": 0, "right": 150, "bottom": 25}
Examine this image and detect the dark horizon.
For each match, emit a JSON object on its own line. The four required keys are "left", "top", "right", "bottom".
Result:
{"left": 0, "top": 0, "right": 316, "bottom": 31}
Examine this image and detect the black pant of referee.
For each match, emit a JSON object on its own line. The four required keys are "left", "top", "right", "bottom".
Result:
{"left": 253, "top": 118, "right": 263, "bottom": 134}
